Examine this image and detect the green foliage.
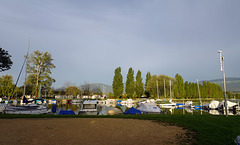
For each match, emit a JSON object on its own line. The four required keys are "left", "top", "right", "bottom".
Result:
{"left": 0, "top": 48, "right": 13, "bottom": 72}
{"left": 146, "top": 74, "right": 174, "bottom": 99}
{"left": 112, "top": 67, "right": 123, "bottom": 98}
{"left": 144, "top": 72, "right": 151, "bottom": 97}
{"left": 26, "top": 50, "right": 55, "bottom": 98}
{"left": 173, "top": 74, "right": 185, "bottom": 99}
{"left": 0, "top": 75, "right": 15, "bottom": 97}
{"left": 66, "top": 86, "right": 81, "bottom": 98}
{"left": 125, "top": 67, "right": 135, "bottom": 98}
{"left": 135, "top": 70, "right": 144, "bottom": 98}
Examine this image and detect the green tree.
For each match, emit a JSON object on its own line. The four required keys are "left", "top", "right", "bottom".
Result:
{"left": 0, "top": 48, "right": 13, "bottom": 72}
{"left": 66, "top": 86, "right": 81, "bottom": 98}
{"left": 125, "top": 67, "right": 135, "bottom": 98}
{"left": 173, "top": 74, "right": 185, "bottom": 99}
{"left": 26, "top": 50, "right": 55, "bottom": 98}
{"left": 0, "top": 75, "right": 15, "bottom": 97}
{"left": 144, "top": 72, "right": 151, "bottom": 97}
{"left": 112, "top": 67, "right": 123, "bottom": 98}
{"left": 135, "top": 70, "right": 144, "bottom": 98}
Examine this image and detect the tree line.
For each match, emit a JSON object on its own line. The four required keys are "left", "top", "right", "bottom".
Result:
{"left": 112, "top": 67, "right": 232, "bottom": 100}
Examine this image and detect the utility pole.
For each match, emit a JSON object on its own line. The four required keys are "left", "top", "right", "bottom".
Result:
{"left": 156, "top": 81, "right": 159, "bottom": 99}
{"left": 218, "top": 50, "right": 228, "bottom": 117}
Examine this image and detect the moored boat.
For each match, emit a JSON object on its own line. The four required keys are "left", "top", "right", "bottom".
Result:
{"left": 78, "top": 100, "right": 98, "bottom": 115}
{"left": 4, "top": 104, "right": 47, "bottom": 114}
{"left": 137, "top": 103, "right": 162, "bottom": 114}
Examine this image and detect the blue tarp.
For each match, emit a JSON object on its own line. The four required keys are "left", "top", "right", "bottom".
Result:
{"left": 58, "top": 110, "right": 75, "bottom": 115}
{"left": 176, "top": 107, "right": 184, "bottom": 109}
{"left": 52, "top": 105, "right": 57, "bottom": 113}
{"left": 176, "top": 103, "right": 184, "bottom": 106}
{"left": 194, "top": 105, "right": 201, "bottom": 108}
{"left": 123, "top": 107, "right": 141, "bottom": 115}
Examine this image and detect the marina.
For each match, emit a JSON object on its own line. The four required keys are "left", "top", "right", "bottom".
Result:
{"left": 2, "top": 98, "right": 239, "bottom": 116}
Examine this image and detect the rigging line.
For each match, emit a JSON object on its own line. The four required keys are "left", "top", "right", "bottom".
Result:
{"left": 8, "top": 44, "right": 29, "bottom": 102}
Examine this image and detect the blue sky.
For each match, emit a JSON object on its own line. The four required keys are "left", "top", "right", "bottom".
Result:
{"left": 0, "top": 0, "right": 240, "bottom": 88}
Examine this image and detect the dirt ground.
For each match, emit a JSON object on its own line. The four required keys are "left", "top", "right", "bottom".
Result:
{"left": 0, "top": 118, "right": 189, "bottom": 145}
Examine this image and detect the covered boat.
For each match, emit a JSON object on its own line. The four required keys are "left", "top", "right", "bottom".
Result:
{"left": 106, "top": 108, "right": 122, "bottom": 115}
{"left": 58, "top": 110, "right": 75, "bottom": 115}
{"left": 218, "top": 101, "right": 238, "bottom": 110}
{"left": 0, "top": 104, "right": 7, "bottom": 113}
{"left": 78, "top": 100, "right": 98, "bottom": 115}
{"left": 184, "top": 101, "right": 193, "bottom": 108}
{"left": 123, "top": 107, "right": 141, "bottom": 115}
{"left": 137, "top": 103, "right": 162, "bottom": 114}
{"left": 4, "top": 104, "right": 47, "bottom": 114}
{"left": 208, "top": 100, "right": 220, "bottom": 110}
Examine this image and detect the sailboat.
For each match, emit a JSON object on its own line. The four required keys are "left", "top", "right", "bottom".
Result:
{"left": 194, "top": 79, "right": 202, "bottom": 109}
{"left": 4, "top": 42, "right": 48, "bottom": 114}
{"left": 158, "top": 80, "right": 176, "bottom": 108}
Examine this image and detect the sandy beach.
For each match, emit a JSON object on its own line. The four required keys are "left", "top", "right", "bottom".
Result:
{"left": 0, "top": 118, "right": 190, "bottom": 145}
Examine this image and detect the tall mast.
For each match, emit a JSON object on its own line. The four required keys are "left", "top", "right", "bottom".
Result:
{"left": 8, "top": 41, "right": 30, "bottom": 102}
{"left": 197, "top": 79, "right": 202, "bottom": 106}
{"left": 164, "top": 79, "right": 166, "bottom": 101}
{"left": 170, "top": 80, "right": 172, "bottom": 99}
{"left": 23, "top": 40, "right": 30, "bottom": 96}
{"left": 156, "top": 80, "right": 159, "bottom": 99}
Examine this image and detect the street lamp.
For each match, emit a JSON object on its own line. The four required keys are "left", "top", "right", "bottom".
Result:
{"left": 218, "top": 50, "right": 228, "bottom": 117}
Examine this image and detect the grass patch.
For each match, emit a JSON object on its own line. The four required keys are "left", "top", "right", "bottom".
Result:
{"left": 0, "top": 114, "right": 239, "bottom": 145}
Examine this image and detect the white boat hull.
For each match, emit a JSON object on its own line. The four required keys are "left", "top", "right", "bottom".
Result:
{"left": 4, "top": 104, "right": 47, "bottom": 114}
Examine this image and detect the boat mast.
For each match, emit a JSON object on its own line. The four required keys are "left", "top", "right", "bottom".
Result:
{"left": 23, "top": 41, "right": 30, "bottom": 97}
{"left": 8, "top": 42, "right": 30, "bottom": 102}
{"left": 156, "top": 80, "right": 159, "bottom": 99}
{"left": 170, "top": 80, "right": 172, "bottom": 99}
{"left": 164, "top": 79, "right": 166, "bottom": 101}
{"left": 197, "top": 79, "right": 202, "bottom": 106}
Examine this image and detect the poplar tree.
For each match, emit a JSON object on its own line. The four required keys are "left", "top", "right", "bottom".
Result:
{"left": 112, "top": 67, "right": 123, "bottom": 98}
{"left": 173, "top": 74, "right": 185, "bottom": 99}
{"left": 135, "top": 70, "right": 144, "bottom": 98}
{"left": 144, "top": 72, "right": 151, "bottom": 97}
{"left": 145, "top": 72, "right": 151, "bottom": 88}
{"left": 125, "top": 67, "right": 135, "bottom": 98}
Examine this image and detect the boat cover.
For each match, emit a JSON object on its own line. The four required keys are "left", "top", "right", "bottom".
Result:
{"left": 58, "top": 110, "right": 75, "bottom": 115}
{"left": 123, "top": 107, "right": 141, "bottom": 115}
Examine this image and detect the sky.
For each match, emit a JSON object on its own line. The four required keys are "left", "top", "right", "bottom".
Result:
{"left": 0, "top": 0, "right": 240, "bottom": 88}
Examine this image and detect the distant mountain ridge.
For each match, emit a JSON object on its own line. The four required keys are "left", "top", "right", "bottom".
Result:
{"left": 201, "top": 77, "right": 240, "bottom": 92}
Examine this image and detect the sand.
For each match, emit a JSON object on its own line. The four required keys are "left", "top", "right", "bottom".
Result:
{"left": 0, "top": 118, "right": 190, "bottom": 145}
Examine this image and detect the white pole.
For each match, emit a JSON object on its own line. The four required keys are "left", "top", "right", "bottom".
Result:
{"left": 157, "top": 81, "right": 159, "bottom": 99}
{"left": 197, "top": 79, "right": 202, "bottom": 106}
{"left": 218, "top": 50, "right": 228, "bottom": 117}
{"left": 164, "top": 79, "right": 166, "bottom": 101}
{"left": 170, "top": 80, "right": 172, "bottom": 99}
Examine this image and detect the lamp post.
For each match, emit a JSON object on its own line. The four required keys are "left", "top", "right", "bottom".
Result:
{"left": 218, "top": 50, "right": 228, "bottom": 117}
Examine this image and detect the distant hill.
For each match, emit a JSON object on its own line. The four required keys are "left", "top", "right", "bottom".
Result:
{"left": 201, "top": 77, "right": 240, "bottom": 92}
{"left": 88, "top": 83, "right": 112, "bottom": 94}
